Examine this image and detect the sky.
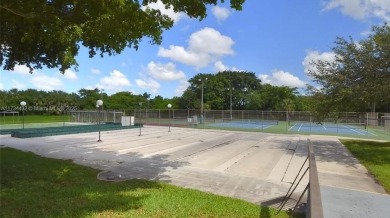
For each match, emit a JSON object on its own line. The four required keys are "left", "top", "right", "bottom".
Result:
{"left": 1, "top": 0, "right": 389, "bottom": 98}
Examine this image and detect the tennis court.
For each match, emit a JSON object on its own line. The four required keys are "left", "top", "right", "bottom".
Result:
{"left": 287, "top": 121, "right": 375, "bottom": 136}
{"left": 206, "top": 119, "right": 279, "bottom": 130}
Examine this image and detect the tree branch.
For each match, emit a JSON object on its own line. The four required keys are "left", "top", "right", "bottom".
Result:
{"left": 0, "top": 5, "right": 35, "bottom": 18}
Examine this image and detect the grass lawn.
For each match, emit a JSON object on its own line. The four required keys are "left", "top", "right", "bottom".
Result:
{"left": 0, "top": 115, "right": 70, "bottom": 125}
{"left": 341, "top": 140, "right": 390, "bottom": 193}
{"left": 0, "top": 147, "right": 298, "bottom": 218}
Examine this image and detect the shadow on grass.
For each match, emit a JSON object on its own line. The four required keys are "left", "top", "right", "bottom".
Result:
{"left": 341, "top": 140, "right": 390, "bottom": 165}
{"left": 0, "top": 147, "right": 163, "bottom": 217}
{"left": 290, "top": 139, "right": 363, "bottom": 169}
{"left": 259, "top": 195, "right": 306, "bottom": 218}
{"left": 341, "top": 140, "right": 390, "bottom": 193}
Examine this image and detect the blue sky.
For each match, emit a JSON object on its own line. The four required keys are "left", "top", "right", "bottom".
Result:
{"left": 1, "top": 0, "right": 389, "bottom": 98}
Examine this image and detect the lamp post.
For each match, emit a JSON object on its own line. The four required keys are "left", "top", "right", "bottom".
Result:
{"left": 20, "top": 101, "right": 26, "bottom": 129}
{"left": 139, "top": 102, "right": 142, "bottom": 136}
{"left": 96, "top": 100, "right": 103, "bottom": 142}
{"left": 167, "top": 104, "right": 172, "bottom": 132}
{"left": 198, "top": 78, "right": 207, "bottom": 124}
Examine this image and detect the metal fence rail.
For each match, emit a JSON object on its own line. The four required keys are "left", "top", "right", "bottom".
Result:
{"left": 276, "top": 140, "right": 324, "bottom": 217}
{"left": 66, "top": 109, "right": 389, "bottom": 137}
{"left": 307, "top": 139, "right": 324, "bottom": 218}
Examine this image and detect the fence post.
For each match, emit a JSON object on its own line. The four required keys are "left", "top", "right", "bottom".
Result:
{"left": 173, "top": 109, "right": 175, "bottom": 127}
{"left": 158, "top": 109, "right": 161, "bottom": 126}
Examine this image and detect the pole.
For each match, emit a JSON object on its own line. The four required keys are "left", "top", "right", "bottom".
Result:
{"left": 98, "top": 106, "right": 102, "bottom": 142}
{"left": 22, "top": 108, "right": 25, "bottom": 129}
{"left": 169, "top": 108, "right": 171, "bottom": 132}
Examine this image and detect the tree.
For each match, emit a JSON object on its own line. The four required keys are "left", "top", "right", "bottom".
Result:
{"left": 0, "top": 88, "right": 80, "bottom": 115}
{"left": 106, "top": 91, "right": 136, "bottom": 110}
{"left": 216, "top": 71, "right": 262, "bottom": 110}
{"left": 1, "top": 0, "right": 245, "bottom": 73}
{"left": 180, "top": 71, "right": 262, "bottom": 110}
{"left": 150, "top": 95, "right": 172, "bottom": 109}
{"left": 251, "top": 84, "right": 297, "bottom": 111}
{"left": 77, "top": 88, "right": 101, "bottom": 109}
{"left": 308, "top": 23, "right": 390, "bottom": 113}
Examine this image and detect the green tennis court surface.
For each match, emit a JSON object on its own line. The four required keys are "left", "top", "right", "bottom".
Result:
{"left": 190, "top": 120, "right": 388, "bottom": 140}
{"left": 206, "top": 120, "right": 278, "bottom": 130}
{"left": 287, "top": 121, "right": 372, "bottom": 136}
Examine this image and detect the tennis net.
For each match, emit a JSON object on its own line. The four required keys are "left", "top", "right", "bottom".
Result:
{"left": 288, "top": 121, "right": 367, "bottom": 129}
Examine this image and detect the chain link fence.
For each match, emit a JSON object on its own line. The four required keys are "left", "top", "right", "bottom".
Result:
{"left": 69, "top": 110, "right": 124, "bottom": 123}
{"left": 68, "top": 109, "right": 390, "bottom": 138}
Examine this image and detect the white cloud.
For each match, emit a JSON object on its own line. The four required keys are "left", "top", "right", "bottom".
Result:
{"left": 214, "top": 61, "right": 229, "bottom": 72}
{"left": 175, "top": 80, "right": 190, "bottom": 96}
{"left": 142, "top": 0, "right": 186, "bottom": 23}
{"left": 158, "top": 27, "right": 235, "bottom": 68}
{"left": 0, "top": 81, "right": 4, "bottom": 90}
{"left": 31, "top": 73, "right": 63, "bottom": 90}
{"left": 188, "top": 28, "right": 234, "bottom": 55}
{"left": 63, "top": 69, "right": 77, "bottom": 80}
{"left": 10, "top": 65, "right": 31, "bottom": 75}
{"left": 212, "top": 6, "right": 231, "bottom": 22}
{"left": 11, "top": 80, "right": 26, "bottom": 90}
{"left": 91, "top": 68, "right": 101, "bottom": 75}
{"left": 136, "top": 78, "right": 160, "bottom": 94}
{"left": 214, "top": 61, "right": 242, "bottom": 72}
{"left": 145, "top": 61, "right": 186, "bottom": 81}
{"left": 303, "top": 50, "right": 336, "bottom": 75}
{"left": 323, "top": 0, "right": 390, "bottom": 21}
{"left": 98, "top": 70, "right": 131, "bottom": 90}
{"left": 158, "top": 45, "right": 210, "bottom": 68}
{"left": 259, "top": 70, "right": 306, "bottom": 88}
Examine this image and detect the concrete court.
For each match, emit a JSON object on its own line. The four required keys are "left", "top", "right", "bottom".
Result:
{"left": 0, "top": 126, "right": 388, "bottom": 214}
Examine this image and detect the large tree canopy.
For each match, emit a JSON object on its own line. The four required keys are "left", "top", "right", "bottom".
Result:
{"left": 0, "top": 0, "right": 245, "bottom": 73}
{"left": 307, "top": 23, "right": 390, "bottom": 113}
{"left": 179, "top": 71, "right": 262, "bottom": 110}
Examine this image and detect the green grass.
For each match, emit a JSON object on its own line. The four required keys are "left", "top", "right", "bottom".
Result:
{"left": 0, "top": 115, "right": 70, "bottom": 125}
{"left": 0, "top": 147, "right": 297, "bottom": 218}
{"left": 341, "top": 140, "right": 390, "bottom": 193}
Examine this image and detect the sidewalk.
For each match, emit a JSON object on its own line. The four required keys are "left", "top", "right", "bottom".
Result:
{"left": 310, "top": 137, "right": 389, "bottom": 218}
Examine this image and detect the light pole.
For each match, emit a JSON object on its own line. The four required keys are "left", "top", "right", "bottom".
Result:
{"left": 96, "top": 99, "right": 103, "bottom": 142}
{"left": 167, "top": 103, "right": 172, "bottom": 132}
{"left": 198, "top": 77, "right": 207, "bottom": 124}
{"left": 139, "top": 102, "right": 142, "bottom": 136}
{"left": 20, "top": 101, "right": 26, "bottom": 129}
